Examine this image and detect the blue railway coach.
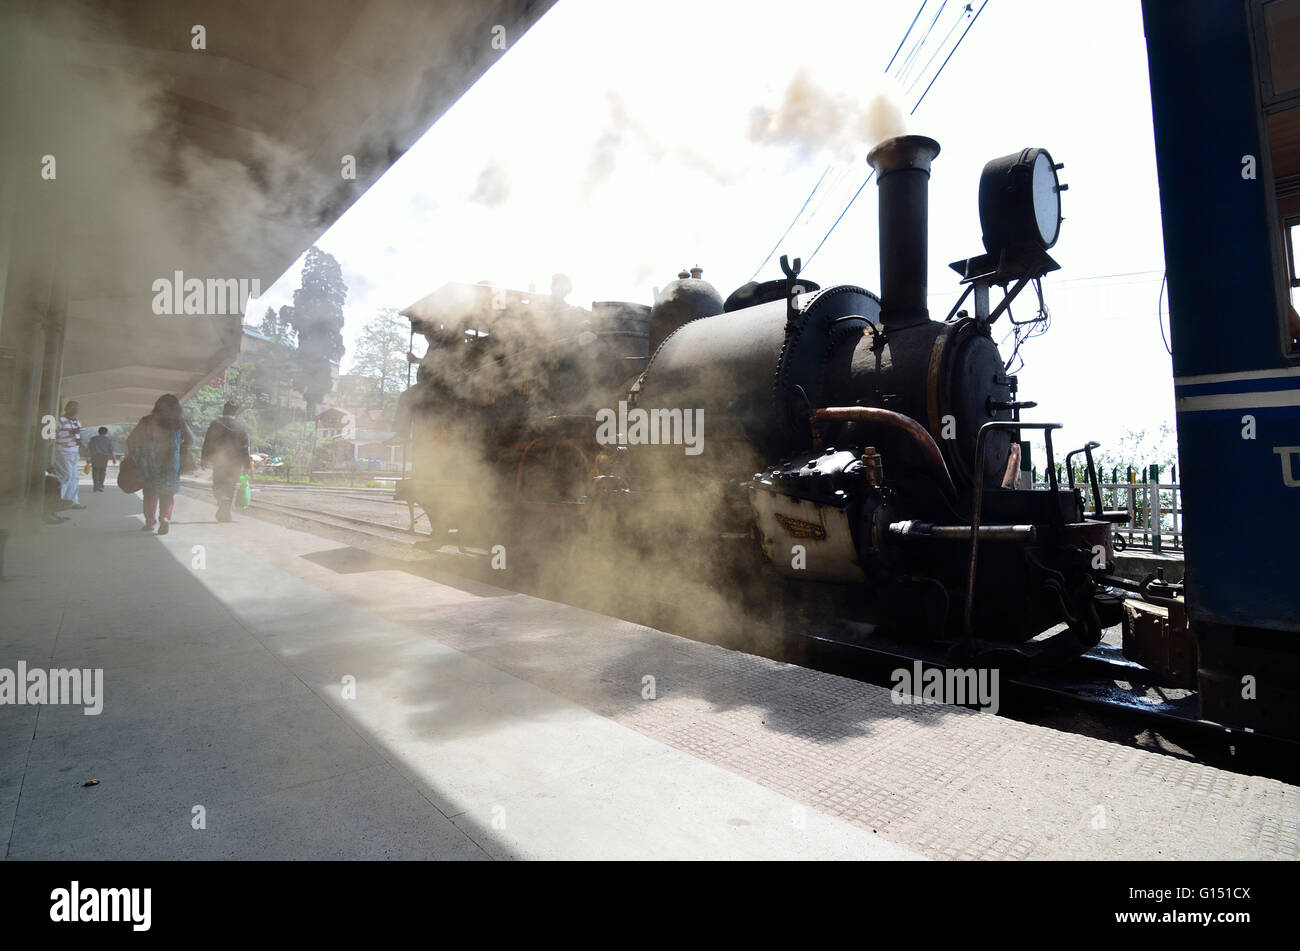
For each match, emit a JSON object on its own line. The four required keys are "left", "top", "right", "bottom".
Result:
{"left": 1142, "top": 0, "right": 1300, "bottom": 733}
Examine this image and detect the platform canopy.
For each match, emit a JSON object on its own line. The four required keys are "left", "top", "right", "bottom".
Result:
{"left": 0, "top": 0, "right": 554, "bottom": 422}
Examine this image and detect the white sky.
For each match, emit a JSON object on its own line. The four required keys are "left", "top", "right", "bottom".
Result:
{"left": 247, "top": 0, "right": 1173, "bottom": 459}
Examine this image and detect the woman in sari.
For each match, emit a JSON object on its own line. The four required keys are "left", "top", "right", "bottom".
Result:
{"left": 126, "top": 393, "right": 194, "bottom": 534}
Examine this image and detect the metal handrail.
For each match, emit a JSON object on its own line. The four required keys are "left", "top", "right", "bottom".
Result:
{"left": 1064, "top": 441, "right": 1103, "bottom": 516}
{"left": 965, "top": 421, "right": 1063, "bottom": 640}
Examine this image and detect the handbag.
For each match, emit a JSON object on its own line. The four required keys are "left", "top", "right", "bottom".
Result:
{"left": 117, "top": 455, "right": 142, "bottom": 494}
{"left": 237, "top": 474, "right": 252, "bottom": 509}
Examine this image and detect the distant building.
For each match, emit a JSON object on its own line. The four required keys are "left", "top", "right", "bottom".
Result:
{"left": 314, "top": 405, "right": 400, "bottom": 468}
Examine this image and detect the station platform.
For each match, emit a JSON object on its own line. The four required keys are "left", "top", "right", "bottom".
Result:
{"left": 1, "top": 479, "right": 1296, "bottom": 860}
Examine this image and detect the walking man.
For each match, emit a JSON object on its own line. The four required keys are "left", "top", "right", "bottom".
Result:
{"left": 54, "top": 401, "right": 85, "bottom": 508}
{"left": 201, "top": 401, "right": 251, "bottom": 522}
{"left": 87, "top": 426, "right": 116, "bottom": 492}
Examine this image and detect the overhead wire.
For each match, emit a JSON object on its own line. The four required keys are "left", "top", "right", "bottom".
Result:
{"left": 806, "top": 0, "right": 989, "bottom": 268}
{"left": 886, "top": 0, "right": 931, "bottom": 73}
{"left": 905, "top": 3, "right": 972, "bottom": 96}
{"left": 910, "top": 0, "right": 988, "bottom": 115}
{"left": 895, "top": 0, "right": 949, "bottom": 87}
{"left": 1048, "top": 267, "right": 1164, "bottom": 286}
{"left": 806, "top": 172, "right": 876, "bottom": 266}
{"left": 802, "top": 162, "right": 856, "bottom": 223}
{"left": 750, "top": 2, "right": 928, "bottom": 279}
{"left": 749, "top": 164, "right": 833, "bottom": 281}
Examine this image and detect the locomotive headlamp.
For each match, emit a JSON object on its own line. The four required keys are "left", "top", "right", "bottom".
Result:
{"left": 978, "top": 148, "right": 1066, "bottom": 254}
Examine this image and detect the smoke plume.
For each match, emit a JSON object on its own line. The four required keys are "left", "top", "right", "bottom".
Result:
{"left": 749, "top": 69, "right": 909, "bottom": 160}
{"left": 470, "top": 162, "right": 511, "bottom": 207}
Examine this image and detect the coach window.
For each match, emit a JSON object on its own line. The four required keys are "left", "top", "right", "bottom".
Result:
{"left": 1254, "top": 0, "right": 1300, "bottom": 352}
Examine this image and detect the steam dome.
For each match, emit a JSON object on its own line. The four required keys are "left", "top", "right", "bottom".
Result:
{"left": 649, "top": 266, "right": 724, "bottom": 353}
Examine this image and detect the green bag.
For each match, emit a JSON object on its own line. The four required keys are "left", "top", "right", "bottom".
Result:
{"left": 237, "top": 474, "right": 252, "bottom": 509}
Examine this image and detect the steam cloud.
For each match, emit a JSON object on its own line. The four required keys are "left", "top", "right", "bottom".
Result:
{"left": 584, "top": 93, "right": 732, "bottom": 194}
{"left": 749, "top": 69, "right": 909, "bottom": 159}
{"left": 4, "top": 4, "right": 792, "bottom": 688}
{"left": 1, "top": 2, "right": 313, "bottom": 308}
{"left": 398, "top": 282, "right": 783, "bottom": 659}
{"left": 2, "top": 0, "right": 491, "bottom": 348}
{"left": 470, "top": 162, "right": 511, "bottom": 207}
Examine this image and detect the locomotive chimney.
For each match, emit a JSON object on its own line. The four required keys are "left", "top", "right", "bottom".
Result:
{"left": 866, "top": 134, "right": 941, "bottom": 330}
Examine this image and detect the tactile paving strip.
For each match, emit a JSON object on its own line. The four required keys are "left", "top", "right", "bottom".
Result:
{"left": 435, "top": 605, "right": 1300, "bottom": 860}
{"left": 218, "top": 515, "right": 1300, "bottom": 862}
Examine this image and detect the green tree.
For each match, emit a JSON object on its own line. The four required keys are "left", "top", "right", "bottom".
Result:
{"left": 289, "top": 247, "right": 347, "bottom": 410}
{"left": 348, "top": 307, "right": 411, "bottom": 413}
{"left": 1093, "top": 421, "right": 1179, "bottom": 480}
{"left": 334, "top": 373, "right": 376, "bottom": 407}
{"left": 184, "top": 363, "right": 273, "bottom": 448}
{"left": 185, "top": 382, "right": 229, "bottom": 436}
{"left": 1022, "top": 420, "right": 1179, "bottom": 487}
{"left": 251, "top": 305, "right": 303, "bottom": 416}
{"left": 259, "top": 304, "right": 297, "bottom": 347}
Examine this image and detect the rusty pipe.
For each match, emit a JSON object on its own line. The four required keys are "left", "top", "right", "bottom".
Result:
{"left": 809, "top": 406, "right": 955, "bottom": 495}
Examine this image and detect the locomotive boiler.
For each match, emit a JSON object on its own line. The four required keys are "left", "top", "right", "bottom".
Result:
{"left": 397, "top": 134, "right": 1120, "bottom": 668}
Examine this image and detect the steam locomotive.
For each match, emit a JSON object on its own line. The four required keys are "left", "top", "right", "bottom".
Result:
{"left": 390, "top": 1, "right": 1300, "bottom": 743}
{"left": 397, "top": 133, "right": 1122, "bottom": 670}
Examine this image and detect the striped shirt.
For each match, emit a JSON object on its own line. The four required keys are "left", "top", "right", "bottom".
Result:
{"left": 56, "top": 416, "right": 81, "bottom": 451}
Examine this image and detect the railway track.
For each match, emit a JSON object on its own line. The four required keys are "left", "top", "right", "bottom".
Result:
{"left": 250, "top": 497, "right": 420, "bottom": 540}
{"left": 181, "top": 478, "right": 421, "bottom": 538}
{"left": 226, "top": 485, "right": 1298, "bottom": 777}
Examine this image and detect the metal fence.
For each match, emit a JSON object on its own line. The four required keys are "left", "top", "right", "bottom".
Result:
{"left": 1032, "top": 465, "right": 1182, "bottom": 553}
